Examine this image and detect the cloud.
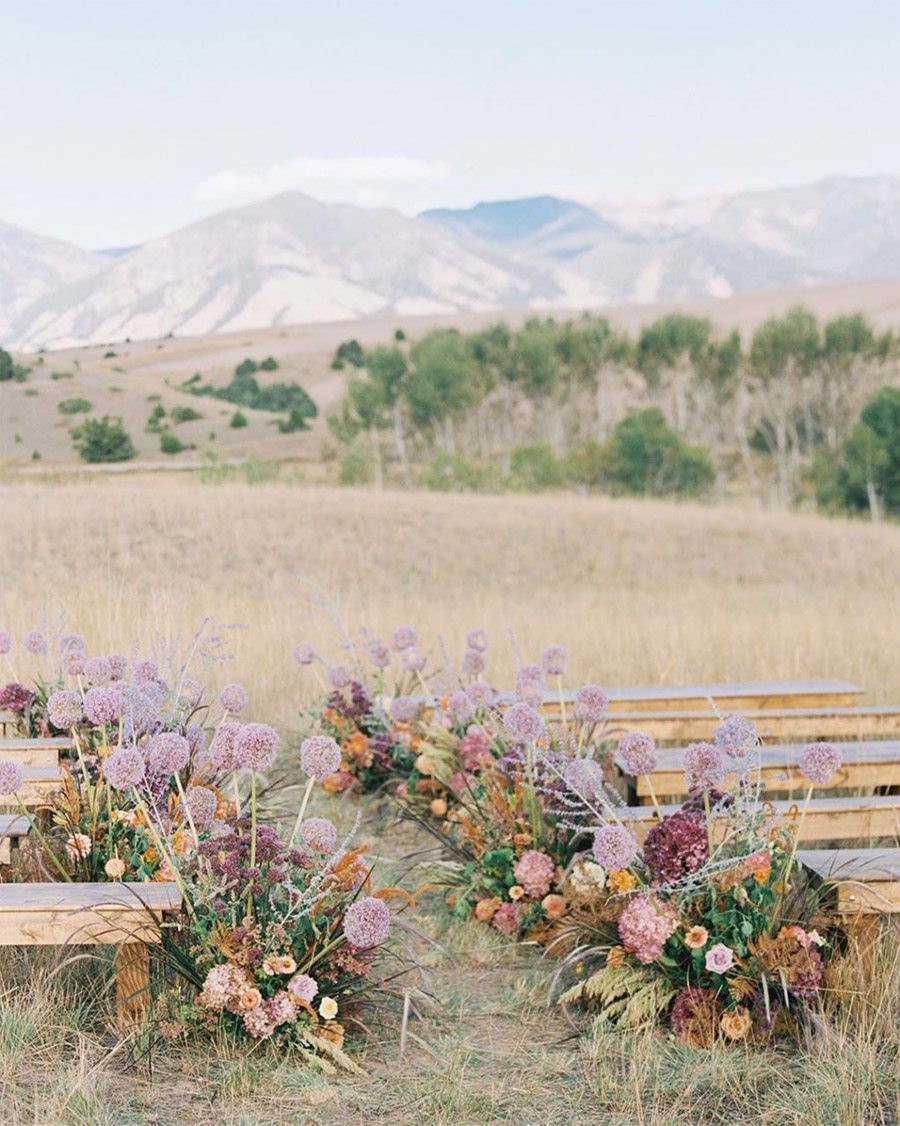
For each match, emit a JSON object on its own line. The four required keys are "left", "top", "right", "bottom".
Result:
{"left": 192, "top": 155, "right": 451, "bottom": 208}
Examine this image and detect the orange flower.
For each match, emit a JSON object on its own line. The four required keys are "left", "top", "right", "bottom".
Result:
{"left": 142, "top": 847, "right": 158, "bottom": 865}
{"left": 508, "top": 885, "right": 525, "bottom": 901}
{"left": 474, "top": 897, "right": 500, "bottom": 922}
{"left": 238, "top": 988, "right": 262, "bottom": 1011}
{"left": 541, "top": 894, "right": 566, "bottom": 920}
{"left": 606, "top": 946, "right": 626, "bottom": 968}
{"left": 606, "top": 869, "right": 638, "bottom": 893}
{"left": 684, "top": 925, "right": 709, "bottom": 950}
{"left": 720, "top": 1006, "right": 752, "bottom": 1040}
{"left": 429, "top": 798, "right": 448, "bottom": 817}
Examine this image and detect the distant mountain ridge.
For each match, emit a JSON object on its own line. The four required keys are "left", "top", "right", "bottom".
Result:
{"left": 4, "top": 174, "right": 900, "bottom": 351}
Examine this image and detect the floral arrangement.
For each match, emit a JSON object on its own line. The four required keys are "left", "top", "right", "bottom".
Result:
{"left": 553, "top": 720, "right": 840, "bottom": 1046}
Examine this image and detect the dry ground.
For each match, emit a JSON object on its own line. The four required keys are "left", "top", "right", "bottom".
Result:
{"left": 0, "top": 480, "right": 899, "bottom": 1123}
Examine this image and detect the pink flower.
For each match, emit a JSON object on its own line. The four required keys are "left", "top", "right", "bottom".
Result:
{"left": 705, "top": 943, "right": 735, "bottom": 974}
{"left": 617, "top": 896, "right": 680, "bottom": 964}
{"left": 299, "top": 735, "right": 341, "bottom": 780}
{"left": 491, "top": 902, "right": 520, "bottom": 936}
{"left": 343, "top": 896, "right": 390, "bottom": 948}
{"left": 592, "top": 824, "right": 639, "bottom": 870}
{"left": 459, "top": 725, "right": 492, "bottom": 771}
{"left": 799, "top": 742, "right": 842, "bottom": 785}
{"left": 617, "top": 732, "right": 657, "bottom": 777}
{"left": 513, "top": 850, "right": 555, "bottom": 898}
{"left": 683, "top": 742, "right": 726, "bottom": 793}
{"left": 287, "top": 973, "right": 318, "bottom": 1003}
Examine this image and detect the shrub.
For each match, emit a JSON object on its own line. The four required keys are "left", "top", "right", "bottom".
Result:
{"left": 0, "top": 348, "right": 28, "bottom": 382}
{"left": 813, "top": 386, "right": 900, "bottom": 516}
{"left": 508, "top": 442, "right": 564, "bottom": 491}
{"left": 170, "top": 405, "right": 203, "bottom": 424}
{"left": 276, "top": 408, "right": 310, "bottom": 433}
{"left": 72, "top": 416, "right": 136, "bottom": 463}
{"left": 417, "top": 452, "right": 499, "bottom": 493}
{"left": 146, "top": 403, "right": 167, "bottom": 432}
{"left": 334, "top": 339, "right": 365, "bottom": 369}
{"left": 565, "top": 440, "right": 610, "bottom": 489}
{"left": 338, "top": 445, "right": 372, "bottom": 486}
{"left": 230, "top": 410, "right": 248, "bottom": 429}
{"left": 58, "top": 397, "right": 92, "bottom": 416}
{"left": 604, "top": 408, "right": 714, "bottom": 497}
{"left": 259, "top": 356, "right": 278, "bottom": 371}
{"left": 160, "top": 430, "right": 187, "bottom": 455}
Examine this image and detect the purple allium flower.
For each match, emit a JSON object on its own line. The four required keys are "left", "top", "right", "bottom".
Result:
{"left": 47, "top": 690, "right": 83, "bottom": 730}
{"left": 292, "top": 642, "right": 316, "bottom": 666}
{"left": 563, "top": 757, "right": 604, "bottom": 800}
{"left": 391, "top": 626, "right": 417, "bottom": 651}
{"left": 593, "top": 823, "right": 640, "bottom": 870}
{"left": 390, "top": 695, "right": 419, "bottom": 724}
{"left": 401, "top": 648, "right": 426, "bottom": 672}
{"left": 83, "top": 685, "right": 123, "bottom": 725}
{"left": 124, "top": 683, "right": 161, "bottom": 736}
{"left": 683, "top": 743, "right": 726, "bottom": 793}
{"left": 714, "top": 713, "right": 758, "bottom": 760}
{"left": 287, "top": 973, "right": 318, "bottom": 1003}
{"left": 184, "top": 785, "right": 218, "bottom": 825}
{"left": 107, "top": 654, "right": 128, "bottom": 679}
{"left": 185, "top": 723, "right": 206, "bottom": 756}
{"left": 516, "top": 663, "right": 544, "bottom": 689}
{"left": 22, "top": 630, "right": 47, "bottom": 656}
{"left": 83, "top": 656, "right": 112, "bottom": 686}
{"left": 180, "top": 678, "right": 203, "bottom": 708}
{"left": 148, "top": 732, "right": 190, "bottom": 775}
{"left": 63, "top": 651, "right": 85, "bottom": 676}
{"left": 299, "top": 735, "right": 341, "bottom": 780}
{"left": 502, "top": 701, "right": 545, "bottom": 745}
{"left": 466, "top": 681, "right": 495, "bottom": 709}
{"left": 328, "top": 665, "right": 352, "bottom": 690}
{"left": 59, "top": 633, "right": 85, "bottom": 655}
{"left": 219, "top": 683, "right": 249, "bottom": 715}
{"left": 705, "top": 943, "right": 735, "bottom": 974}
{"left": 517, "top": 683, "right": 544, "bottom": 709}
{"left": 465, "top": 629, "right": 489, "bottom": 653}
{"left": 574, "top": 684, "right": 609, "bottom": 724}
{"left": 343, "top": 896, "right": 391, "bottom": 948}
{"left": 447, "top": 690, "right": 475, "bottom": 726}
{"left": 618, "top": 732, "right": 658, "bottom": 777}
{"left": 0, "top": 760, "right": 23, "bottom": 795}
{"left": 491, "top": 901, "right": 520, "bottom": 936}
{"left": 210, "top": 722, "right": 242, "bottom": 769}
{"left": 299, "top": 817, "right": 338, "bottom": 854}
{"left": 540, "top": 645, "right": 568, "bottom": 677}
{"left": 799, "top": 742, "right": 842, "bottom": 785}
{"left": 102, "top": 746, "right": 146, "bottom": 790}
{"left": 132, "top": 660, "right": 160, "bottom": 682}
{"left": 234, "top": 723, "right": 280, "bottom": 771}
{"left": 643, "top": 811, "right": 708, "bottom": 885}
{"left": 0, "top": 630, "right": 12, "bottom": 655}
{"left": 461, "top": 648, "right": 486, "bottom": 678}
{"left": 617, "top": 895, "right": 680, "bottom": 964}
{"left": 368, "top": 641, "right": 391, "bottom": 669}
{"left": 513, "top": 850, "right": 555, "bottom": 898}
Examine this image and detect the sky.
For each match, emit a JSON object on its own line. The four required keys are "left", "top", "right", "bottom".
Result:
{"left": 1, "top": 0, "right": 898, "bottom": 248}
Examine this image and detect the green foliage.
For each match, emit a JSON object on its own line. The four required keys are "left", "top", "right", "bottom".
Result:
{"left": 338, "top": 444, "right": 372, "bottom": 485}
{"left": 259, "top": 356, "right": 279, "bottom": 371}
{"left": 560, "top": 962, "right": 677, "bottom": 1030}
{"left": 71, "top": 416, "right": 136, "bottom": 463}
{"left": 146, "top": 403, "right": 167, "bottom": 432}
{"left": 229, "top": 410, "right": 248, "bottom": 429}
{"left": 50, "top": 370, "right": 73, "bottom": 380}
{"left": 184, "top": 365, "right": 317, "bottom": 419}
{"left": 508, "top": 442, "right": 564, "bottom": 491}
{"left": 405, "top": 331, "right": 475, "bottom": 429}
{"left": 170, "top": 405, "right": 203, "bottom": 424}
{"left": 394, "top": 328, "right": 406, "bottom": 341}
{"left": 276, "top": 408, "right": 311, "bottom": 433}
{"left": 57, "top": 397, "right": 92, "bottom": 416}
{"left": 604, "top": 408, "right": 715, "bottom": 497}
{"left": 417, "top": 452, "right": 499, "bottom": 493}
{"left": 334, "top": 339, "right": 366, "bottom": 369}
{"left": 813, "top": 386, "right": 900, "bottom": 515}
{"left": 0, "top": 348, "right": 28, "bottom": 382}
{"left": 637, "top": 314, "right": 712, "bottom": 383}
{"left": 160, "top": 430, "right": 188, "bottom": 454}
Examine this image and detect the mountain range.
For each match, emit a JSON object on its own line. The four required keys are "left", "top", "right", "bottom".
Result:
{"left": 4, "top": 174, "right": 900, "bottom": 351}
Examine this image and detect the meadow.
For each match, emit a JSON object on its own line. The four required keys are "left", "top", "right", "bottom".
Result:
{"left": 0, "top": 477, "right": 898, "bottom": 1124}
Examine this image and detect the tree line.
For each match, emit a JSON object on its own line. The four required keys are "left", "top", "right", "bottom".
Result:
{"left": 326, "top": 309, "right": 900, "bottom": 517}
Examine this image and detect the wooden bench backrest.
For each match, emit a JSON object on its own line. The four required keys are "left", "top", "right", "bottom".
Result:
{"left": 607, "top": 706, "right": 900, "bottom": 745}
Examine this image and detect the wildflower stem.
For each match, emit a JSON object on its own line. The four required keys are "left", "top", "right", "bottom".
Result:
{"left": 556, "top": 675, "right": 567, "bottom": 728}
{"left": 174, "top": 772, "right": 200, "bottom": 848}
{"left": 645, "top": 775, "right": 663, "bottom": 821}
{"left": 289, "top": 777, "right": 316, "bottom": 849}
{"left": 14, "top": 796, "right": 72, "bottom": 882}
{"left": 130, "top": 788, "right": 194, "bottom": 917}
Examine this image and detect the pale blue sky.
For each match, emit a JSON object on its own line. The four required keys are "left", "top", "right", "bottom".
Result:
{"left": 1, "top": 0, "right": 897, "bottom": 247}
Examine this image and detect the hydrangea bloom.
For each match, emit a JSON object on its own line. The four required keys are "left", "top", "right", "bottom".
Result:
{"left": 234, "top": 723, "right": 281, "bottom": 771}
{"left": 617, "top": 895, "right": 680, "bottom": 963}
{"left": 714, "top": 713, "right": 758, "bottom": 760}
{"left": 540, "top": 645, "right": 568, "bottom": 677}
{"left": 465, "top": 629, "right": 489, "bottom": 653}
{"left": 502, "top": 701, "right": 545, "bottom": 745}
{"left": 83, "top": 656, "right": 112, "bottom": 686}
{"left": 328, "top": 665, "right": 352, "bottom": 689}
{"left": 0, "top": 683, "right": 32, "bottom": 713}
{"left": 299, "top": 816, "right": 338, "bottom": 853}
{"left": 0, "top": 630, "right": 11, "bottom": 655}
{"left": 513, "top": 850, "right": 555, "bottom": 898}
{"left": 491, "top": 902, "right": 520, "bottom": 936}
{"left": 618, "top": 732, "right": 658, "bottom": 777}
{"left": 292, "top": 642, "right": 316, "bottom": 666}
{"left": 592, "top": 823, "right": 640, "bottom": 870}
{"left": 343, "top": 896, "right": 391, "bottom": 948}
{"left": 390, "top": 695, "right": 419, "bottom": 724}
{"left": 446, "top": 690, "right": 475, "bottom": 726}
{"left": 683, "top": 743, "right": 726, "bottom": 792}
{"left": 0, "top": 760, "right": 23, "bottom": 795}
{"left": 210, "top": 722, "right": 242, "bottom": 769}
{"left": 102, "top": 746, "right": 146, "bottom": 790}
{"left": 391, "top": 626, "right": 417, "bottom": 651}
{"left": 643, "top": 811, "right": 708, "bottom": 884}
{"left": 563, "top": 757, "right": 604, "bottom": 800}
{"left": 148, "top": 732, "right": 191, "bottom": 775}
{"left": 83, "top": 685, "right": 123, "bottom": 725}
{"left": 299, "top": 735, "right": 341, "bottom": 780}
{"left": 461, "top": 649, "right": 486, "bottom": 677}
{"left": 800, "top": 742, "right": 842, "bottom": 785}
{"left": 47, "top": 690, "right": 83, "bottom": 730}
{"left": 466, "top": 681, "right": 495, "bottom": 709}
{"left": 287, "top": 973, "right": 318, "bottom": 1003}
{"left": 401, "top": 648, "right": 426, "bottom": 672}
{"left": 368, "top": 641, "right": 391, "bottom": 668}
{"left": 184, "top": 786, "right": 218, "bottom": 825}
{"left": 459, "top": 726, "right": 493, "bottom": 771}
{"left": 219, "top": 683, "right": 249, "bottom": 714}
{"left": 22, "top": 630, "right": 47, "bottom": 656}
{"left": 574, "top": 684, "right": 609, "bottom": 724}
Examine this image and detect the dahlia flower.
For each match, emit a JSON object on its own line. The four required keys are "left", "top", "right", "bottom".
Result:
{"left": 65, "top": 833, "right": 92, "bottom": 860}
{"left": 343, "top": 896, "right": 391, "bottom": 948}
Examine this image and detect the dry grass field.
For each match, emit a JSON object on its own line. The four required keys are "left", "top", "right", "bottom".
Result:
{"left": 0, "top": 478, "right": 899, "bottom": 1124}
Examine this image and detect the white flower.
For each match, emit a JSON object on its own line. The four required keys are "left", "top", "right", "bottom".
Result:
{"left": 318, "top": 996, "right": 338, "bottom": 1020}
{"left": 65, "top": 833, "right": 92, "bottom": 860}
{"left": 807, "top": 929, "right": 826, "bottom": 947}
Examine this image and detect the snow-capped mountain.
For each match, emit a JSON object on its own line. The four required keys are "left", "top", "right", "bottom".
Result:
{"left": 4, "top": 175, "right": 900, "bottom": 351}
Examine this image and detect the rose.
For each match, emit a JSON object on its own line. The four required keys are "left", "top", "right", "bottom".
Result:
{"left": 704, "top": 943, "right": 735, "bottom": 974}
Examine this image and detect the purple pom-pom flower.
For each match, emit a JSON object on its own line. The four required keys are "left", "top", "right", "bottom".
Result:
{"left": 391, "top": 626, "right": 417, "bottom": 651}
{"left": 343, "top": 896, "right": 391, "bottom": 948}
{"left": 0, "top": 760, "right": 23, "bottom": 795}
{"left": 574, "top": 684, "right": 609, "bottom": 724}
{"left": 540, "top": 645, "right": 568, "bottom": 677}
{"left": 502, "top": 701, "right": 545, "bottom": 745}
{"left": 47, "top": 690, "right": 83, "bottom": 730}
{"left": 592, "top": 823, "right": 640, "bottom": 870}
{"left": 618, "top": 732, "right": 658, "bottom": 777}
{"left": 23, "top": 630, "right": 47, "bottom": 656}
{"left": 800, "top": 742, "right": 842, "bottom": 785}
{"left": 102, "top": 747, "right": 146, "bottom": 790}
{"left": 299, "top": 735, "right": 341, "bottom": 780}
{"left": 148, "top": 732, "right": 190, "bottom": 775}
{"left": 234, "top": 723, "right": 280, "bottom": 771}
{"left": 219, "top": 683, "right": 249, "bottom": 715}
{"left": 83, "top": 685, "right": 123, "bottom": 725}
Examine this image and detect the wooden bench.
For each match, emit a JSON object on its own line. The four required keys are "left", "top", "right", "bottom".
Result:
{"left": 799, "top": 848, "right": 900, "bottom": 916}
{"left": 605, "top": 706, "right": 900, "bottom": 745}
{"left": 0, "top": 882, "right": 182, "bottom": 1029}
{"left": 0, "top": 766, "right": 66, "bottom": 809}
{"left": 0, "top": 737, "right": 73, "bottom": 768}
{"left": 619, "top": 795, "right": 900, "bottom": 845}
{"left": 630, "top": 740, "right": 900, "bottom": 803}
{"left": 0, "top": 710, "right": 18, "bottom": 734}
{"left": 0, "top": 813, "right": 29, "bottom": 864}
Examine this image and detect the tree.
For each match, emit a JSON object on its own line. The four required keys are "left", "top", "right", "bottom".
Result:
{"left": 603, "top": 408, "right": 714, "bottom": 497}
{"left": 636, "top": 315, "right": 713, "bottom": 433}
{"left": 72, "top": 416, "right": 136, "bottom": 463}
{"left": 366, "top": 345, "right": 411, "bottom": 484}
{"left": 404, "top": 331, "right": 476, "bottom": 450}
{"left": 817, "top": 386, "right": 900, "bottom": 518}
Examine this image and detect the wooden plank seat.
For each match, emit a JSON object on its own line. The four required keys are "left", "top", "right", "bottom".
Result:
{"left": 799, "top": 848, "right": 900, "bottom": 916}
{"left": 0, "top": 813, "right": 29, "bottom": 864}
{"left": 0, "top": 737, "right": 73, "bottom": 768}
{"left": 631, "top": 740, "right": 900, "bottom": 803}
{"left": 0, "top": 711, "right": 18, "bottom": 734}
{"left": 604, "top": 706, "right": 900, "bottom": 746}
{"left": 531, "top": 678, "right": 864, "bottom": 716}
{"left": 618, "top": 795, "right": 900, "bottom": 845}
{"left": 0, "top": 882, "right": 182, "bottom": 1029}
{"left": 0, "top": 766, "right": 66, "bottom": 809}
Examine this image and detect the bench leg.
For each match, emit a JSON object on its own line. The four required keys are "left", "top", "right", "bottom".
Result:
{"left": 115, "top": 943, "right": 151, "bottom": 1032}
